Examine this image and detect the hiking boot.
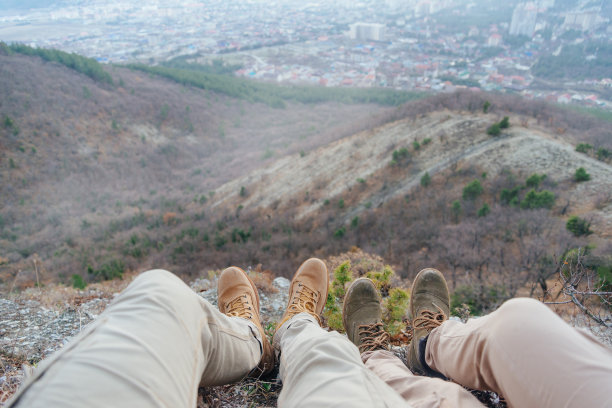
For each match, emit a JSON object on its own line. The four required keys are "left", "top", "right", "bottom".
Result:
{"left": 218, "top": 266, "right": 275, "bottom": 376}
{"left": 407, "top": 268, "right": 450, "bottom": 377}
{"left": 343, "top": 278, "right": 390, "bottom": 353}
{"left": 276, "top": 258, "right": 329, "bottom": 330}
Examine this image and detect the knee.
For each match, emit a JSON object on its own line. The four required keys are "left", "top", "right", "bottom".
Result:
{"left": 137, "top": 268, "right": 178, "bottom": 282}
{"left": 494, "top": 297, "right": 552, "bottom": 326}
{"left": 129, "top": 269, "right": 189, "bottom": 296}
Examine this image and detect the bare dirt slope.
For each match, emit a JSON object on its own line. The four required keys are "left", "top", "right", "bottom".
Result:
{"left": 210, "top": 111, "right": 612, "bottom": 237}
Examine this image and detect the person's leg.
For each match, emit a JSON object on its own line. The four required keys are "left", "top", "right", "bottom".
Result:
{"left": 275, "top": 314, "right": 410, "bottom": 407}
{"left": 426, "top": 298, "right": 612, "bottom": 408}
{"left": 273, "top": 259, "right": 410, "bottom": 408}
{"left": 7, "top": 269, "right": 264, "bottom": 408}
{"left": 342, "top": 277, "right": 482, "bottom": 408}
{"left": 362, "top": 350, "right": 484, "bottom": 408}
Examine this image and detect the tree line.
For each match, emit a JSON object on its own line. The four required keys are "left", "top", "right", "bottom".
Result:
{"left": 126, "top": 62, "right": 423, "bottom": 108}
{"left": 2, "top": 42, "right": 113, "bottom": 84}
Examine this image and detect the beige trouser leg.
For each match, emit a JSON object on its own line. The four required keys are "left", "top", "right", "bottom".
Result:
{"left": 426, "top": 298, "right": 612, "bottom": 408}
{"left": 274, "top": 313, "right": 411, "bottom": 408}
{"left": 362, "top": 350, "right": 484, "bottom": 408}
{"left": 6, "top": 269, "right": 262, "bottom": 408}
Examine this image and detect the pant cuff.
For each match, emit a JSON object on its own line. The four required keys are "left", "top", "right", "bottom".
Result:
{"left": 273, "top": 313, "right": 318, "bottom": 352}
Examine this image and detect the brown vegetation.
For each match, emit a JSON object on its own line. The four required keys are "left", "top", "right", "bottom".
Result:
{"left": 1, "top": 54, "right": 611, "bottom": 321}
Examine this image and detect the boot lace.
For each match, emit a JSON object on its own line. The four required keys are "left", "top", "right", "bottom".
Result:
{"left": 358, "top": 323, "right": 390, "bottom": 353}
{"left": 226, "top": 294, "right": 254, "bottom": 319}
{"left": 286, "top": 282, "right": 321, "bottom": 324}
{"left": 410, "top": 305, "right": 447, "bottom": 342}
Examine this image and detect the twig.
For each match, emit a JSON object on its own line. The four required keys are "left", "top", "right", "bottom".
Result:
{"left": 8, "top": 269, "right": 22, "bottom": 294}
{"left": 544, "top": 300, "right": 573, "bottom": 305}
{"left": 34, "top": 258, "right": 41, "bottom": 294}
{"left": 569, "top": 292, "right": 611, "bottom": 328}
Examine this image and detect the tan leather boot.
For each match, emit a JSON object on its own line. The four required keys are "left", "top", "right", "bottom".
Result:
{"left": 407, "top": 268, "right": 449, "bottom": 376}
{"left": 343, "top": 278, "right": 390, "bottom": 353}
{"left": 276, "top": 258, "right": 329, "bottom": 330}
{"left": 218, "top": 266, "right": 275, "bottom": 376}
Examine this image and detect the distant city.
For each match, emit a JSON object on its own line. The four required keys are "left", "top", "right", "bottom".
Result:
{"left": 0, "top": 0, "right": 610, "bottom": 110}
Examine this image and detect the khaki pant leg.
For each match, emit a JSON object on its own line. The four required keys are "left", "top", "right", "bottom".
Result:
{"left": 7, "top": 269, "right": 261, "bottom": 408}
{"left": 274, "top": 313, "right": 411, "bottom": 408}
{"left": 362, "top": 350, "right": 484, "bottom": 408}
{"left": 426, "top": 298, "right": 612, "bottom": 408}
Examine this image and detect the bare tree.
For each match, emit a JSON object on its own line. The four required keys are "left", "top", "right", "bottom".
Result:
{"left": 546, "top": 248, "right": 611, "bottom": 329}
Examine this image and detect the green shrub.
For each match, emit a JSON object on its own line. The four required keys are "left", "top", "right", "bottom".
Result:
{"left": 566, "top": 216, "right": 591, "bottom": 236}
{"left": 338, "top": 199, "right": 345, "bottom": 209}
{"left": 413, "top": 141, "right": 421, "bottom": 150}
{"left": 500, "top": 186, "right": 520, "bottom": 205}
{"left": 520, "top": 189, "right": 555, "bottom": 209}
{"left": 451, "top": 284, "right": 507, "bottom": 316}
{"left": 483, "top": 100, "right": 491, "bottom": 113}
{"left": 334, "top": 227, "right": 346, "bottom": 239}
{"left": 487, "top": 123, "right": 501, "bottom": 136}
{"left": 596, "top": 265, "right": 612, "bottom": 293}
{"left": 477, "top": 203, "right": 490, "bottom": 217}
{"left": 71, "top": 274, "right": 87, "bottom": 289}
{"left": 240, "top": 186, "right": 247, "bottom": 197}
{"left": 366, "top": 265, "right": 394, "bottom": 293}
{"left": 597, "top": 148, "right": 610, "bottom": 161}
{"left": 214, "top": 233, "right": 227, "bottom": 249}
{"left": 422, "top": 138, "right": 432, "bottom": 145}
{"left": 499, "top": 116, "right": 510, "bottom": 129}
{"left": 462, "top": 179, "right": 483, "bottom": 200}
{"left": 350, "top": 216, "right": 359, "bottom": 229}
{"left": 574, "top": 167, "right": 590, "bottom": 182}
{"left": 3, "top": 115, "right": 14, "bottom": 128}
{"left": 420, "top": 172, "right": 431, "bottom": 187}
{"left": 392, "top": 147, "right": 410, "bottom": 163}
{"left": 324, "top": 261, "right": 353, "bottom": 331}
{"left": 575, "top": 143, "right": 592, "bottom": 153}
{"left": 525, "top": 173, "right": 546, "bottom": 189}
{"left": 88, "top": 259, "right": 125, "bottom": 281}
{"left": 383, "top": 288, "right": 410, "bottom": 336}
{"left": 231, "top": 228, "right": 250, "bottom": 243}
{"left": 451, "top": 200, "right": 462, "bottom": 222}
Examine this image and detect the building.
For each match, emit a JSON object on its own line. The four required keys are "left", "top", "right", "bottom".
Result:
{"left": 564, "top": 11, "right": 599, "bottom": 31}
{"left": 415, "top": 1, "right": 431, "bottom": 17}
{"left": 509, "top": 3, "right": 538, "bottom": 37}
{"left": 487, "top": 33, "right": 502, "bottom": 47}
{"left": 538, "top": 0, "right": 555, "bottom": 9}
{"left": 348, "top": 23, "right": 386, "bottom": 41}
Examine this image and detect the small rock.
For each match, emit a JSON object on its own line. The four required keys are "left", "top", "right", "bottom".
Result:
{"left": 191, "top": 278, "right": 213, "bottom": 293}
{"left": 272, "top": 277, "right": 290, "bottom": 291}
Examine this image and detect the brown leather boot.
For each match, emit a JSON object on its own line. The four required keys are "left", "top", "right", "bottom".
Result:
{"left": 218, "top": 266, "right": 275, "bottom": 376}
{"left": 275, "top": 258, "right": 329, "bottom": 330}
{"left": 343, "top": 278, "right": 390, "bottom": 353}
{"left": 407, "top": 268, "right": 449, "bottom": 377}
